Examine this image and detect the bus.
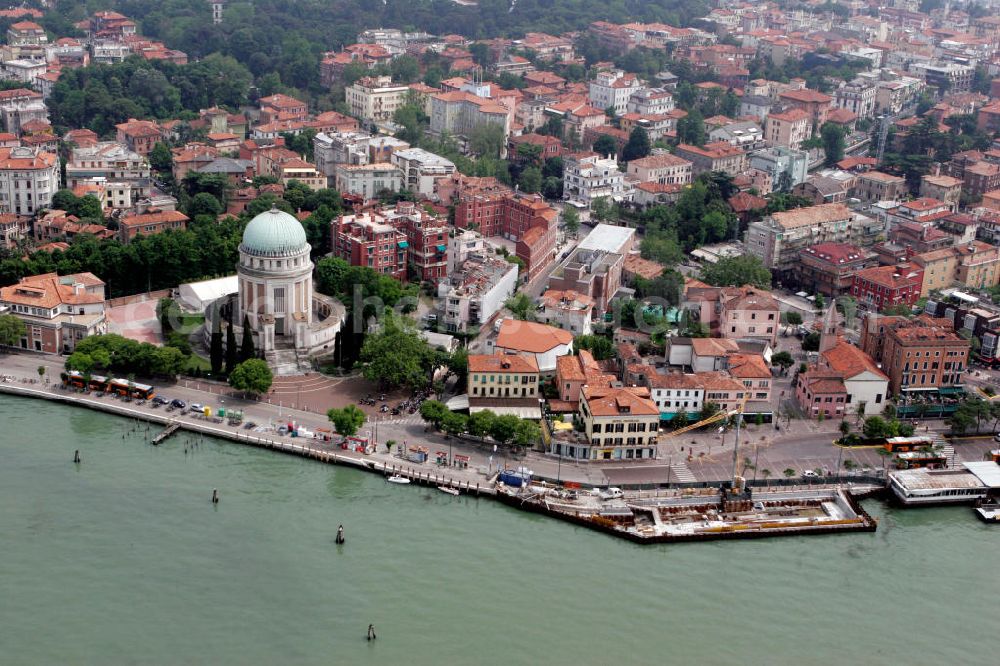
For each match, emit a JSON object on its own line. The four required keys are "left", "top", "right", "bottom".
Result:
{"left": 62, "top": 371, "right": 155, "bottom": 399}
{"left": 62, "top": 371, "right": 109, "bottom": 392}
{"left": 108, "top": 378, "right": 156, "bottom": 400}
{"left": 884, "top": 435, "right": 937, "bottom": 453}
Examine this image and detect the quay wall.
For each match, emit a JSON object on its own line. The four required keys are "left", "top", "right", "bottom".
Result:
{"left": 0, "top": 383, "right": 883, "bottom": 545}
{"left": 0, "top": 383, "right": 492, "bottom": 497}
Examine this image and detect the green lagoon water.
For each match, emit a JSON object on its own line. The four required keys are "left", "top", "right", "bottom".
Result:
{"left": 2, "top": 394, "right": 999, "bottom": 666}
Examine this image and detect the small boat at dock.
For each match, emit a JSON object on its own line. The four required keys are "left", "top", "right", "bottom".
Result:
{"left": 974, "top": 498, "right": 1000, "bottom": 523}
{"left": 387, "top": 475, "right": 410, "bottom": 484}
{"left": 438, "top": 486, "right": 460, "bottom": 496}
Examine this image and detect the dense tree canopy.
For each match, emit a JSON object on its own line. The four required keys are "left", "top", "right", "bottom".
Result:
{"left": 700, "top": 255, "right": 772, "bottom": 289}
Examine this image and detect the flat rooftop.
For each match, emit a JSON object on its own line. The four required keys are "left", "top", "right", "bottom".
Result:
{"left": 577, "top": 223, "right": 635, "bottom": 254}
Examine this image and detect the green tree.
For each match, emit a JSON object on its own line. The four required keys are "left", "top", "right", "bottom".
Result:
{"left": 467, "top": 410, "right": 496, "bottom": 438}
{"left": 700, "top": 255, "right": 772, "bottom": 288}
{"left": 514, "top": 419, "right": 540, "bottom": 447}
{"left": 839, "top": 420, "right": 851, "bottom": 440}
{"left": 239, "top": 315, "right": 256, "bottom": 362}
{"left": 591, "top": 196, "right": 617, "bottom": 223}
{"left": 592, "top": 133, "right": 618, "bottom": 157}
{"left": 505, "top": 292, "right": 535, "bottom": 321}
{"left": 328, "top": 404, "right": 367, "bottom": 437}
{"left": 489, "top": 414, "right": 521, "bottom": 447}
{"left": 575, "top": 334, "right": 615, "bottom": 360}
{"left": 676, "top": 108, "right": 705, "bottom": 146}
{"left": 518, "top": 166, "right": 543, "bottom": 194}
{"left": 209, "top": 312, "right": 223, "bottom": 375}
{"left": 441, "top": 411, "right": 468, "bottom": 437}
{"left": 149, "top": 142, "right": 173, "bottom": 173}
{"left": 419, "top": 399, "right": 449, "bottom": 429}
{"left": 0, "top": 313, "right": 26, "bottom": 347}
{"left": 802, "top": 332, "right": 821, "bottom": 352}
{"left": 189, "top": 192, "right": 224, "bottom": 218}
{"left": 562, "top": 205, "right": 580, "bottom": 237}
{"left": 227, "top": 359, "right": 273, "bottom": 397}
{"left": 771, "top": 351, "right": 795, "bottom": 373}
{"left": 821, "top": 123, "right": 846, "bottom": 166}
{"left": 390, "top": 55, "right": 420, "bottom": 83}
{"left": 359, "top": 313, "right": 433, "bottom": 390}
{"left": 224, "top": 322, "right": 238, "bottom": 374}
{"left": 783, "top": 311, "right": 803, "bottom": 327}
{"left": 622, "top": 127, "right": 651, "bottom": 162}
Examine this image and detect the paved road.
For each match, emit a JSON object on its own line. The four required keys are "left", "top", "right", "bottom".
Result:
{"left": 4, "top": 351, "right": 979, "bottom": 487}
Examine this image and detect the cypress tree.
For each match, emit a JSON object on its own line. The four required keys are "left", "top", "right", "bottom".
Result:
{"left": 209, "top": 307, "right": 223, "bottom": 375}
{"left": 225, "top": 322, "right": 238, "bottom": 374}
{"left": 239, "top": 315, "right": 256, "bottom": 362}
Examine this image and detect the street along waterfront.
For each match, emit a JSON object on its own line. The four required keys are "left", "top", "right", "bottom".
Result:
{"left": 2, "top": 395, "right": 999, "bottom": 665}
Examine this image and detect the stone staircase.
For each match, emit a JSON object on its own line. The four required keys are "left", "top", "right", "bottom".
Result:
{"left": 266, "top": 345, "right": 312, "bottom": 376}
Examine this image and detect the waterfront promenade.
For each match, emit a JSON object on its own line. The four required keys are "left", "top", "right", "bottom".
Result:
{"left": 2, "top": 351, "right": 994, "bottom": 489}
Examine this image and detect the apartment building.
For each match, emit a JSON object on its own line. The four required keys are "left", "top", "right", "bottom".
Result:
{"left": 538, "top": 289, "right": 594, "bottom": 336}
{"left": 429, "top": 90, "right": 511, "bottom": 141}
{"left": 625, "top": 153, "right": 693, "bottom": 186}
{"left": 346, "top": 76, "right": 410, "bottom": 123}
{"left": 764, "top": 108, "right": 811, "bottom": 149}
{"left": 547, "top": 224, "right": 635, "bottom": 313}
{"left": 861, "top": 314, "right": 970, "bottom": 396}
{"left": 589, "top": 70, "right": 643, "bottom": 115}
{"left": 437, "top": 254, "right": 518, "bottom": 333}
{"left": 258, "top": 93, "right": 308, "bottom": 124}
{"left": 115, "top": 118, "right": 162, "bottom": 156}
{"left": 555, "top": 350, "right": 616, "bottom": 406}
{"left": 65, "top": 142, "right": 151, "bottom": 203}
{"left": 117, "top": 210, "right": 189, "bottom": 244}
{"left": 390, "top": 148, "right": 456, "bottom": 197}
{"left": 627, "top": 87, "right": 674, "bottom": 115}
{"left": 0, "top": 87, "right": 47, "bottom": 135}
{"left": 576, "top": 385, "right": 659, "bottom": 461}
{"left": 562, "top": 152, "right": 628, "bottom": 207}
{"left": 851, "top": 263, "right": 924, "bottom": 312}
{"left": 853, "top": 171, "right": 908, "bottom": 203}
{"left": 333, "top": 163, "right": 403, "bottom": 199}
{"left": 748, "top": 146, "right": 809, "bottom": 187}
{"left": 777, "top": 88, "right": 833, "bottom": 127}
{"left": 796, "top": 242, "right": 879, "bottom": 297}
{"left": 919, "top": 174, "right": 962, "bottom": 205}
{"left": 718, "top": 287, "right": 781, "bottom": 346}
{"left": 0, "top": 272, "right": 107, "bottom": 354}
{"left": 382, "top": 201, "right": 450, "bottom": 284}
{"left": 674, "top": 141, "right": 746, "bottom": 177}
{"left": 332, "top": 208, "right": 408, "bottom": 280}
{"left": 833, "top": 79, "right": 877, "bottom": 119}
{"left": 0, "top": 146, "right": 57, "bottom": 215}
{"left": 746, "top": 203, "right": 882, "bottom": 277}
{"left": 467, "top": 354, "right": 540, "bottom": 401}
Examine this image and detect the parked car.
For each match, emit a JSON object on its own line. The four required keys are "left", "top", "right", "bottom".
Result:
{"left": 152, "top": 396, "right": 169, "bottom": 406}
{"left": 189, "top": 403, "right": 204, "bottom": 413}
{"left": 170, "top": 399, "right": 186, "bottom": 409}
{"left": 803, "top": 470, "right": 819, "bottom": 478}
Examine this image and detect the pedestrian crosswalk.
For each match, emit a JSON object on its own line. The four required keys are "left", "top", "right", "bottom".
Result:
{"left": 669, "top": 461, "right": 697, "bottom": 483}
{"left": 373, "top": 415, "right": 424, "bottom": 426}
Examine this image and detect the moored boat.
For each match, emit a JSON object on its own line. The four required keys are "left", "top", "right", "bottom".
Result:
{"left": 438, "top": 486, "right": 460, "bottom": 496}
{"left": 387, "top": 474, "right": 410, "bottom": 485}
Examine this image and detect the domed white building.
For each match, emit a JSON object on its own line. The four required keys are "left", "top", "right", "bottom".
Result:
{"left": 207, "top": 206, "right": 344, "bottom": 373}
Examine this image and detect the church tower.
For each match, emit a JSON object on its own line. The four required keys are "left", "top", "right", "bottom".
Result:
{"left": 818, "top": 303, "right": 840, "bottom": 353}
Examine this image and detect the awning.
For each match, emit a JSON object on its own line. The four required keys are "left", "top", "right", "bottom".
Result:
{"left": 436, "top": 244, "right": 446, "bottom": 252}
{"left": 937, "top": 387, "right": 966, "bottom": 395}
{"left": 397, "top": 240, "right": 409, "bottom": 248}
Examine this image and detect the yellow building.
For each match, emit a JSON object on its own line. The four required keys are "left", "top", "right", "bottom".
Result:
{"left": 913, "top": 248, "right": 958, "bottom": 296}
{"left": 467, "top": 354, "right": 540, "bottom": 400}
{"left": 954, "top": 241, "right": 1000, "bottom": 290}
{"left": 577, "top": 386, "right": 659, "bottom": 461}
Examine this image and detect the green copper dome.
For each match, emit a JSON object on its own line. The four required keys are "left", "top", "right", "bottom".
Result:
{"left": 240, "top": 206, "right": 308, "bottom": 256}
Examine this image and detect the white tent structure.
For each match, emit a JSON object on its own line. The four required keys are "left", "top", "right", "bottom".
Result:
{"left": 177, "top": 275, "right": 238, "bottom": 312}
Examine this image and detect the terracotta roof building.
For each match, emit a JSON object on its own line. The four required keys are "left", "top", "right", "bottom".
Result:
{"left": 0, "top": 272, "right": 107, "bottom": 354}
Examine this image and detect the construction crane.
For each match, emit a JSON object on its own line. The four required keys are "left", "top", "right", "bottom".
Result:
{"left": 662, "top": 392, "right": 752, "bottom": 487}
